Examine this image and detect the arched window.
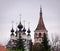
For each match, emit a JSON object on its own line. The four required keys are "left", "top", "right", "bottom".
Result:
{"left": 44, "top": 33, "right": 46, "bottom": 36}
{"left": 39, "top": 33, "right": 41, "bottom": 37}
{"left": 43, "top": 33, "right": 47, "bottom": 37}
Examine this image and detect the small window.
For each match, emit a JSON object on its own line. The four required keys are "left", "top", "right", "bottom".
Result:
{"left": 43, "top": 33, "right": 47, "bottom": 37}
{"left": 39, "top": 33, "right": 41, "bottom": 37}
{"left": 44, "top": 33, "right": 46, "bottom": 36}
{"left": 35, "top": 33, "right": 37, "bottom": 35}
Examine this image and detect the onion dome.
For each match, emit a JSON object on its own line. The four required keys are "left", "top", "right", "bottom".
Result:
{"left": 27, "top": 28, "right": 31, "bottom": 36}
{"left": 11, "top": 28, "right": 14, "bottom": 32}
{"left": 18, "top": 22, "right": 23, "bottom": 30}
{"left": 11, "top": 28, "right": 14, "bottom": 36}
{"left": 10, "top": 28, "right": 14, "bottom": 36}
{"left": 27, "top": 28, "right": 31, "bottom": 33}
{"left": 23, "top": 27, "right": 26, "bottom": 32}
{"left": 27, "top": 22, "right": 31, "bottom": 36}
{"left": 10, "top": 21, "right": 14, "bottom": 36}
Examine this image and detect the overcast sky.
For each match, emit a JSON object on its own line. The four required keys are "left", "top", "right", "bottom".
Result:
{"left": 0, "top": 0, "right": 60, "bottom": 45}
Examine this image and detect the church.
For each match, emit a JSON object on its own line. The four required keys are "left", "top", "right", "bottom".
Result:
{"left": 6, "top": 16, "right": 32, "bottom": 51}
{"left": 6, "top": 7, "right": 48, "bottom": 51}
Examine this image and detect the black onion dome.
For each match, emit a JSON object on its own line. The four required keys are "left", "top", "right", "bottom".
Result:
{"left": 27, "top": 28, "right": 31, "bottom": 33}
{"left": 18, "top": 22, "right": 23, "bottom": 29}
{"left": 11, "top": 28, "right": 14, "bottom": 32}
{"left": 23, "top": 27, "right": 26, "bottom": 32}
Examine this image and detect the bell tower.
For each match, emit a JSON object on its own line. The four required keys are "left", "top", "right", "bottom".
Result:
{"left": 34, "top": 7, "right": 48, "bottom": 44}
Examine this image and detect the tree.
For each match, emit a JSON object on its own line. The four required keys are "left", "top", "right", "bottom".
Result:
{"left": 51, "top": 34, "right": 60, "bottom": 51}
{"left": 42, "top": 33, "right": 51, "bottom": 51}
{"left": 16, "top": 38, "right": 24, "bottom": 51}
{"left": 29, "top": 40, "right": 33, "bottom": 51}
{"left": 32, "top": 43, "right": 43, "bottom": 51}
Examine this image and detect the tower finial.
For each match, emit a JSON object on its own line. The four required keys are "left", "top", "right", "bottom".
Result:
{"left": 16, "top": 22, "right": 18, "bottom": 29}
{"left": 28, "top": 22, "right": 30, "bottom": 29}
{"left": 19, "top": 14, "right": 22, "bottom": 22}
{"left": 27, "top": 22, "right": 31, "bottom": 34}
{"left": 15, "top": 22, "right": 18, "bottom": 36}
{"left": 23, "top": 20, "right": 26, "bottom": 33}
{"left": 23, "top": 20, "right": 25, "bottom": 27}
{"left": 40, "top": 5, "right": 42, "bottom": 13}
{"left": 11, "top": 21, "right": 14, "bottom": 28}
{"left": 11, "top": 21, "right": 14, "bottom": 34}
{"left": 18, "top": 14, "right": 23, "bottom": 30}
{"left": 40, "top": 5, "right": 42, "bottom": 9}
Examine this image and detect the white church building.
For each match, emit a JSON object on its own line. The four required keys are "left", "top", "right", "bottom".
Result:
{"left": 6, "top": 18, "right": 32, "bottom": 51}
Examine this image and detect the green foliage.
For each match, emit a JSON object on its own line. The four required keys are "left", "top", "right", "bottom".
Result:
{"left": 6, "top": 49, "right": 9, "bottom": 51}
{"left": 42, "top": 33, "right": 51, "bottom": 51}
{"left": 6, "top": 49, "right": 26, "bottom": 51}
{"left": 16, "top": 39, "right": 24, "bottom": 51}
{"left": 29, "top": 40, "right": 33, "bottom": 51}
